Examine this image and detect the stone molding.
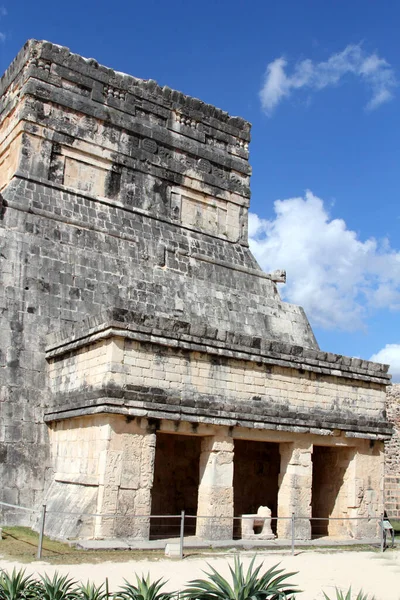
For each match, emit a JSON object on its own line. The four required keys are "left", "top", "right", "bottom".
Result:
{"left": 1, "top": 40, "right": 251, "bottom": 203}
{"left": 44, "top": 394, "right": 392, "bottom": 440}
{"left": 46, "top": 309, "right": 390, "bottom": 385}
{"left": 44, "top": 311, "right": 392, "bottom": 439}
{"left": 1, "top": 40, "right": 250, "bottom": 141}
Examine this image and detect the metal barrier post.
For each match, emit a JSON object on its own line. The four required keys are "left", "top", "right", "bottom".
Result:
{"left": 291, "top": 512, "right": 295, "bottom": 555}
{"left": 380, "top": 514, "right": 385, "bottom": 553}
{"left": 37, "top": 504, "right": 47, "bottom": 560}
{"left": 179, "top": 510, "right": 185, "bottom": 559}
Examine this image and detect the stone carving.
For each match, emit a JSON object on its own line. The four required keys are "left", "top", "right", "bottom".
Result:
{"left": 176, "top": 112, "right": 198, "bottom": 129}
{"left": 236, "top": 138, "right": 249, "bottom": 150}
{"left": 142, "top": 138, "right": 158, "bottom": 154}
{"left": 197, "top": 158, "right": 211, "bottom": 173}
{"left": 104, "top": 85, "right": 126, "bottom": 101}
{"left": 268, "top": 270, "right": 287, "bottom": 284}
{"left": 28, "top": 57, "right": 51, "bottom": 72}
{"left": 385, "top": 384, "right": 400, "bottom": 519}
{"left": 241, "top": 506, "right": 275, "bottom": 540}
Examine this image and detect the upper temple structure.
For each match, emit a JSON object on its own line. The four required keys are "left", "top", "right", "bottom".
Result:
{"left": 0, "top": 40, "right": 393, "bottom": 542}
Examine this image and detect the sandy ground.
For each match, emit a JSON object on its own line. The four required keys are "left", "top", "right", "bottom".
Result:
{"left": 1, "top": 550, "right": 400, "bottom": 599}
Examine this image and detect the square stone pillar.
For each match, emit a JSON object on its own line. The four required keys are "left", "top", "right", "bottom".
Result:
{"left": 277, "top": 441, "right": 312, "bottom": 540}
{"left": 94, "top": 417, "right": 156, "bottom": 539}
{"left": 346, "top": 441, "right": 384, "bottom": 540}
{"left": 196, "top": 432, "right": 234, "bottom": 540}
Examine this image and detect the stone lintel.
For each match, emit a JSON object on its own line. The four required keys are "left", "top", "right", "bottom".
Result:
{"left": 43, "top": 400, "right": 393, "bottom": 440}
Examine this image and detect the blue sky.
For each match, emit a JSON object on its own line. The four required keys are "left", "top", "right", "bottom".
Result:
{"left": 2, "top": 0, "right": 400, "bottom": 377}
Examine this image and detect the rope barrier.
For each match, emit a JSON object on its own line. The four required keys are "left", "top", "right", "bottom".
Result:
{"left": 0, "top": 500, "right": 38, "bottom": 513}
{"left": 0, "top": 498, "right": 389, "bottom": 558}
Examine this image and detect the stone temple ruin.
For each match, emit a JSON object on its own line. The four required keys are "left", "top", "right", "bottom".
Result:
{"left": 0, "top": 40, "right": 394, "bottom": 542}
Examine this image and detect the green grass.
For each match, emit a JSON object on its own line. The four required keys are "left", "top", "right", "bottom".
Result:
{"left": 0, "top": 527, "right": 165, "bottom": 564}
{"left": 0, "top": 526, "right": 395, "bottom": 565}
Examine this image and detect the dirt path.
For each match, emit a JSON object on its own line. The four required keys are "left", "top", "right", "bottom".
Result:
{"left": 1, "top": 549, "right": 400, "bottom": 599}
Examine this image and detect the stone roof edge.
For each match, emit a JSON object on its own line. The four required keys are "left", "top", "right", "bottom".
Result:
{"left": 43, "top": 404, "right": 392, "bottom": 441}
{"left": 45, "top": 309, "right": 391, "bottom": 383}
{"left": 0, "top": 40, "right": 251, "bottom": 138}
{"left": 0, "top": 39, "right": 34, "bottom": 98}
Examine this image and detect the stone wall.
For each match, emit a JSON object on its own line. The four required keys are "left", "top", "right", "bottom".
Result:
{"left": 45, "top": 414, "right": 156, "bottom": 539}
{"left": 45, "top": 316, "right": 390, "bottom": 439}
{"left": 385, "top": 384, "right": 400, "bottom": 518}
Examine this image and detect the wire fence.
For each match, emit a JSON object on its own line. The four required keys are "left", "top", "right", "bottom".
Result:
{"left": 0, "top": 500, "right": 396, "bottom": 560}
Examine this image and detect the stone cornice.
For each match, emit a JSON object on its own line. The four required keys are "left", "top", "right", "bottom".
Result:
{"left": 1, "top": 40, "right": 251, "bottom": 141}
{"left": 45, "top": 309, "right": 391, "bottom": 385}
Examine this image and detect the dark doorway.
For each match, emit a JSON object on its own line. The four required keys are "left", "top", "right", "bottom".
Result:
{"left": 233, "top": 439, "right": 280, "bottom": 538}
{"left": 150, "top": 433, "right": 202, "bottom": 539}
{"left": 311, "top": 445, "right": 353, "bottom": 537}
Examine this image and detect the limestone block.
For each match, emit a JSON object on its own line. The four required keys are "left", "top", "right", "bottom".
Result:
{"left": 196, "top": 433, "right": 234, "bottom": 540}
{"left": 165, "top": 543, "right": 181, "bottom": 557}
{"left": 277, "top": 442, "right": 312, "bottom": 540}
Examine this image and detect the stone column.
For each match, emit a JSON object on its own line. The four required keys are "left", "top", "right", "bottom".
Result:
{"left": 346, "top": 441, "right": 384, "bottom": 540}
{"left": 277, "top": 441, "right": 313, "bottom": 540}
{"left": 196, "top": 431, "right": 234, "bottom": 540}
{"left": 94, "top": 417, "right": 156, "bottom": 539}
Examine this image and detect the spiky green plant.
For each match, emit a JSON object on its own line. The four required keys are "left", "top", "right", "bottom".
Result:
{"left": 322, "top": 589, "right": 376, "bottom": 600}
{"left": 38, "top": 572, "right": 78, "bottom": 600}
{"left": 0, "top": 569, "right": 40, "bottom": 600}
{"left": 114, "top": 574, "right": 172, "bottom": 600}
{"left": 181, "top": 556, "right": 298, "bottom": 600}
{"left": 75, "top": 581, "right": 108, "bottom": 600}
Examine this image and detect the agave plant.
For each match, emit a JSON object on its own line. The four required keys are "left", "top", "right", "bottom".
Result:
{"left": 322, "top": 589, "right": 375, "bottom": 600}
{"left": 114, "top": 574, "right": 172, "bottom": 600}
{"left": 0, "top": 569, "right": 40, "bottom": 600}
{"left": 76, "top": 581, "right": 108, "bottom": 600}
{"left": 39, "top": 572, "right": 78, "bottom": 600}
{"left": 181, "top": 556, "right": 298, "bottom": 600}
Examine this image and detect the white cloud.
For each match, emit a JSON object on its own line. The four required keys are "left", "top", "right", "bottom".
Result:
{"left": 370, "top": 344, "right": 400, "bottom": 381}
{"left": 249, "top": 190, "right": 400, "bottom": 330}
{"left": 260, "top": 44, "right": 396, "bottom": 115}
{"left": 0, "top": 6, "right": 7, "bottom": 43}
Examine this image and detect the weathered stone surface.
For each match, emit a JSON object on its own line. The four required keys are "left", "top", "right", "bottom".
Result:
{"left": 196, "top": 433, "right": 234, "bottom": 540}
{"left": 0, "top": 41, "right": 392, "bottom": 541}
{"left": 241, "top": 506, "right": 275, "bottom": 540}
{"left": 0, "top": 39, "right": 318, "bottom": 523}
{"left": 44, "top": 325, "right": 391, "bottom": 438}
{"left": 385, "top": 384, "right": 400, "bottom": 518}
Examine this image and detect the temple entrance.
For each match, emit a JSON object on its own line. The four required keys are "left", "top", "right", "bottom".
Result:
{"left": 311, "top": 445, "right": 354, "bottom": 537}
{"left": 233, "top": 440, "right": 280, "bottom": 538}
{"left": 150, "top": 432, "right": 202, "bottom": 539}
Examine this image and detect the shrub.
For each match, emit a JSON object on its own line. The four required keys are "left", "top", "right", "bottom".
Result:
{"left": 181, "top": 556, "right": 298, "bottom": 600}
{"left": 114, "top": 574, "right": 173, "bottom": 600}
{"left": 38, "top": 572, "right": 78, "bottom": 600}
{"left": 0, "top": 569, "right": 40, "bottom": 600}
{"left": 322, "top": 589, "right": 376, "bottom": 600}
{"left": 76, "top": 581, "right": 108, "bottom": 600}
